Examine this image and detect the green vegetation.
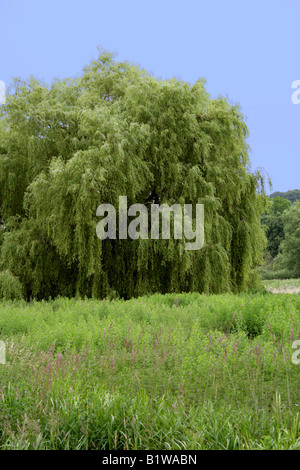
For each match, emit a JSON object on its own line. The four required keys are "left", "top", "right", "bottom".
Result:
{"left": 262, "top": 196, "right": 291, "bottom": 259}
{"left": 260, "top": 197, "right": 300, "bottom": 280}
{"left": 0, "top": 292, "right": 299, "bottom": 450}
{"left": 0, "top": 270, "right": 24, "bottom": 301}
{"left": 270, "top": 190, "right": 300, "bottom": 204}
{"left": 1, "top": 50, "right": 299, "bottom": 451}
{"left": 273, "top": 202, "right": 300, "bottom": 278}
{"left": 0, "top": 50, "right": 267, "bottom": 301}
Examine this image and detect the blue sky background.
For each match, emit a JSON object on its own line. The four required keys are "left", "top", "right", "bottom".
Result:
{"left": 0, "top": 0, "right": 299, "bottom": 194}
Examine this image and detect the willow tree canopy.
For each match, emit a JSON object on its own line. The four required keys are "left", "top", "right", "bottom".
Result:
{"left": 0, "top": 51, "right": 267, "bottom": 300}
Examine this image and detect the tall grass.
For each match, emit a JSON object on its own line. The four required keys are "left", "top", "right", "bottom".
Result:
{"left": 0, "top": 292, "right": 299, "bottom": 449}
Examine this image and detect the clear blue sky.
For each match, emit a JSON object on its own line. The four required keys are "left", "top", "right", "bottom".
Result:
{"left": 1, "top": 0, "right": 299, "bottom": 194}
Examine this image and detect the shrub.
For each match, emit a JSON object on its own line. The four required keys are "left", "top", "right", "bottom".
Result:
{"left": 0, "top": 270, "right": 24, "bottom": 300}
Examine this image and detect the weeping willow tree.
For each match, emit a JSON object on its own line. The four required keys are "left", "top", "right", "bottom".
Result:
{"left": 0, "top": 50, "right": 267, "bottom": 300}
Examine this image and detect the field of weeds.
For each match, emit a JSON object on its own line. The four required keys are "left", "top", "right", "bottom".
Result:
{"left": 0, "top": 292, "right": 299, "bottom": 450}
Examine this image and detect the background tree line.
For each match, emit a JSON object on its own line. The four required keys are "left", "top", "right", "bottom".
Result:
{"left": 261, "top": 190, "right": 300, "bottom": 279}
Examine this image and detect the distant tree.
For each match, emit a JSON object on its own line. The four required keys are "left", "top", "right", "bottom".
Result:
{"left": 262, "top": 196, "right": 291, "bottom": 258}
{"left": 274, "top": 202, "right": 300, "bottom": 277}
{"left": 270, "top": 189, "right": 300, "bottom": 204}
{"left": 269, "top": 196, "right": 292, "bottom": 215}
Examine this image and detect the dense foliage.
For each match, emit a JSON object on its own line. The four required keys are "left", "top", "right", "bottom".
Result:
{"left": 260, "top": 196, "right": 300, "bottom": 280}
{"left": 274, "top": 202, "right": 300, "bottom": 278}
{"left": 270, "top": 190, "right": 300, "bottom": 204}
{"left": 262, "top": 196, "right": 291, "bottom": 259}
{"left": 0, "top": 51, "right": 267, "bottom": 300}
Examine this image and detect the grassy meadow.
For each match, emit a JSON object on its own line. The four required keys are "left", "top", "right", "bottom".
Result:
{"left": 0, "top": 288, "right": 300, "bottom": 450}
